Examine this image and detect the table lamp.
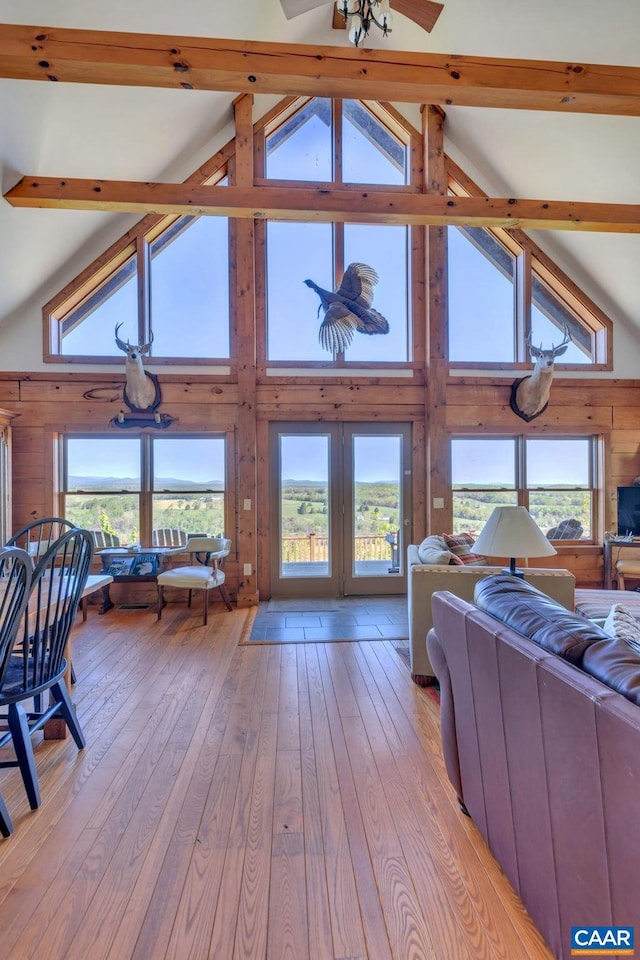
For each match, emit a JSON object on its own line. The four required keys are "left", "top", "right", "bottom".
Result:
{"left": 473, "top": 506, "right": 557, "bottom": 577}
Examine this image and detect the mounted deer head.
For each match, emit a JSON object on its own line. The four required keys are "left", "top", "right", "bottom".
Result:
{"left": 510, "top": 325, "right": 572, "bottom": 422}
{"left": 114, "top": 323, "right": 160, "bottom": 412}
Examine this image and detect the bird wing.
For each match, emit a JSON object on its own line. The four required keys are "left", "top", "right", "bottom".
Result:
{"left": 336, "top": 263, "right": 379, "bottom": 308}
{"left": 318, "top": 302, "right": 358, "bottom": 354}
{"left": 355, "top": 307, "right": 390, "bottom": 336}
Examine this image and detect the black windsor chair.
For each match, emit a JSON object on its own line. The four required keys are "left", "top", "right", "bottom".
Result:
{"left": 7, "top": 517, "right": 76, "bottom": 559}
{"left": 0, "top": 547, "right": 32, "bottom": 837}
{"left": 0, "top": 528, "right": 93, "bottom": 814}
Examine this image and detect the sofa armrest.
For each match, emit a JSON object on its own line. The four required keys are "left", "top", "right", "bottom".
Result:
{"left": 427, "top": 627, "right": 463, "bottom": 803}
{"left": 407, "top": 543, "right": 421, "bottom": 566}
{"left": 408, "top": 561, "right": 504, "bottom": 681}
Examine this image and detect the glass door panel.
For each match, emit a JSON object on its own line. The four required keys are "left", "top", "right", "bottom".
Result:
{"left": 279, "top": 433, "right": 330, "bottom": 579}
{"left": 351, "top": 434, "right": 402, "bottom": 577}
{"left": 343, "top": 424, "right": 409, "bottom": 596}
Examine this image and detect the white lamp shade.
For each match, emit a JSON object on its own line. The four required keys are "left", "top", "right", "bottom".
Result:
{"left": 473, "top": 506, "right": 557, "bottom": 560}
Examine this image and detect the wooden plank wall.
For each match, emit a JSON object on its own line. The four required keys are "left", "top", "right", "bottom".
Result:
{"left": 2, "top": 369, "right": 640, "bottom": 593}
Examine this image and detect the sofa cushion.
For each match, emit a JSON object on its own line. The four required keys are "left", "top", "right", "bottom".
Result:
{"left": 417, "top": 535, "right": 456, "bottom": 565}
{"left": 443, "top": 531, "right": 473, "bottom": 556}
{"left": 443, "top": 532, "right": 489, "bottom": 566}
{"left": 603, "top": 603, "right": 640, "bottom": 654}
{"left": 581, "top": 637, "right": 640, "bottom": 706}
{"left": 474, "top": 574, "right": 607, "bottom": 665}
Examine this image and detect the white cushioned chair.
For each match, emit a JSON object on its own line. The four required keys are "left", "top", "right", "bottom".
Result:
{"left": 156, "top": 537, "right": 232, "bottom": 624}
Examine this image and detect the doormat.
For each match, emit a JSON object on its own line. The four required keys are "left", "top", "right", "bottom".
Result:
{"left": 239, "top": 604, "right": 407, "bottom": 646}
{"left": 239, "top": 601, "right": 409, "bottom": 645}
{"left": 117, "top": 603, "right": 153, "bottom": 611}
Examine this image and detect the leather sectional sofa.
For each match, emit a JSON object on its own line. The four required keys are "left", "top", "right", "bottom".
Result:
{"left": 427, "top": 574, "right": 640, "bottom": 960}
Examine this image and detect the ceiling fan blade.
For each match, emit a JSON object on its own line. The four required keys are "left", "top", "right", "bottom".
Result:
{"left": 393, "top": 0, "right": 445, "bottom": 33}
{"left": 280, "top": 0, "right": 332, "bottom": 20}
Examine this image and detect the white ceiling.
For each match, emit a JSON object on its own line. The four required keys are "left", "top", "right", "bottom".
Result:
{"left": 1, "top": 0, "right": 640, "bottom": 335}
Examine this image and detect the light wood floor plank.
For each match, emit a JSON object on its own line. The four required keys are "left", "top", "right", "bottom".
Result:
{"left": 0, "top": 608, "right": 554, "bottom": 960}
{"left": 296, "top": 645, "right": 335, "bottom": 960}
{"left": 305, "top": 644, "right": 371, "bottom": 960}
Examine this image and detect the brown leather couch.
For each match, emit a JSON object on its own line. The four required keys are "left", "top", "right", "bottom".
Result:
{"left": 427, "top": 574, "right": 640, "bottom": 960}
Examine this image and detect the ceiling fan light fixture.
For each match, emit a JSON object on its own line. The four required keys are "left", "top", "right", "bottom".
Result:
{"left": 337, "top": 0, "right": 393, "bottom": 47}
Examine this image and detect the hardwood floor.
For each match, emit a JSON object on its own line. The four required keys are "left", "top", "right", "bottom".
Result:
{"left": 0, "top": 602, "right": 554, "bottom": 960}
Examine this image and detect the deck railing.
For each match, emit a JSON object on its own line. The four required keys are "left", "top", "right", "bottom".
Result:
{"left": 282, "top": 533, "right": 396, "bottom": 563}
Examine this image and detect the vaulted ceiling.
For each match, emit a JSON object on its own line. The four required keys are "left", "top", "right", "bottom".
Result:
{"left": 1, "top": 0, "right": 639, "bottom": 338}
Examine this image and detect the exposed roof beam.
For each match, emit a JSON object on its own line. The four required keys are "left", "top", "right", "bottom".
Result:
{"left": 1, "top": 23, "right": 640, "bottom": 114}
{"left": 6, "top": 177, "right": 640, "bottom": 233}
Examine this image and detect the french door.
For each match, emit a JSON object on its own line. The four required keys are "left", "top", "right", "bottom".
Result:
{"left": 269, "top": 422, "right": 412, "bottom": 597}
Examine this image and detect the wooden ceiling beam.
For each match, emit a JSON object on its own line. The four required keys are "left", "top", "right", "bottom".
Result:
{"left": 6, "top": 176, "right": 640, "bottom": 233}
{"left": 1, "top": 22, "right": 640, "bottom": 114}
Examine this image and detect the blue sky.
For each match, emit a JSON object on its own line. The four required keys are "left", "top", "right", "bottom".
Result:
{"left": 67, "top": 437, "right": 225, "bottom": 484}
{"left": 281, "top": 433, "right": 401, "bottom": 484}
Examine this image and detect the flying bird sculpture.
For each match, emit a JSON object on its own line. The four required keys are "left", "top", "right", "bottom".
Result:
{"left": 304, "top": 262, "right": 389, "bottom": 354}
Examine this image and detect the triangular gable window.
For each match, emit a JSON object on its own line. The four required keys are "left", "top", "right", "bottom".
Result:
{"left": 265, "top": 97, "right": 408, "bottom": 186}
{"left": 342, "top": 100, "right": 407, "bottom": 185}
{"left": 59, "top": 251, "right": 138, "bottom": 357}
{"left": 531, "top": 272, "right": 591, "bottom": 364}
{"left": 446, "top": 170, "right": 610, "bottom": 367}
{"left": 266, "top": 98, "right": 333, "bottom": 181}
{"left": 46, "top": 175, "right": 230, "bottom": 363}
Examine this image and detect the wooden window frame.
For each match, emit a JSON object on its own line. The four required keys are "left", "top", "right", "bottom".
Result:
{"left": 60, "top": 432, "right": 230, "bottom": 547}
{"left": 450, "top": 433, "right": 601, "bottom": 546}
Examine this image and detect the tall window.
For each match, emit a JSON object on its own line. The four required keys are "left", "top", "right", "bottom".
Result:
{"left": 61, "top": 435, "right": 226, "bottom": 544}
{"left": 266, "top": 221, "right": 409, "bottom": 362}
{"left": 451, "top": 436, "right": 596, "bottom": 540}
{"left": 148, "top": 216, "right": 230, "bottom": 358}
{"left": 264, "top": 98, "right": 412, "bottom": 364}
{"left": 448, "top": 228, "right": 515, "bottom": 363}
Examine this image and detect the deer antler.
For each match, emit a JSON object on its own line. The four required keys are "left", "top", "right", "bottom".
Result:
{"left": 114, "top": 324, "right": 153, "bottom": 354}
{"left": 140, "top": 331, "right": 153, "bottom": 355}
{"left": 114, "top": 322, "right": 130, "bottom": 353}
{"left": 550, "top": 324, "right": 572, "bottom": 356}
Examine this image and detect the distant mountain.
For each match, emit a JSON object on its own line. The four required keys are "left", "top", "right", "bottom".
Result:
{"left": 283, "top": 479, "right": 396, "bottom": 486}
{"left": 69, "top": 476, "right": 224, "bottom": 491}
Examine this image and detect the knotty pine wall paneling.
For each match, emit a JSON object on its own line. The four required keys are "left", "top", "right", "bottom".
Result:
{"left": 5, "top": 367, "right": 640, "bottom": 591}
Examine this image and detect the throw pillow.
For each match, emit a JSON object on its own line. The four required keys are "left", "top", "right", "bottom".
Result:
{"left": 443, "top": 532, "right": 489, "bottom": 566}
{"left": 450, "top": 551, "right": 490, "bottom": 566}
{"left": 416, "top": 535, "right": 456, "bottom": 565}
{"left": 603, "top": 603, "right": 640, "bottom": 654}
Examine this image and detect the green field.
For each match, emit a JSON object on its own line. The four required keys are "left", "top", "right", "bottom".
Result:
{"left": 64, "top": 490, "right": 225, "bottom": 544}
{"left": 281, "top": 481, "right": 400, "bottom": 537}
{"left": 452, "top": 488, "right": 591, "bottom": 537}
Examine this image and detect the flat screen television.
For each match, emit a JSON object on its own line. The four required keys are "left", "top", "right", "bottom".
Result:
{"left": 617, "top": 486, "right": 640, "bottom": 536}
